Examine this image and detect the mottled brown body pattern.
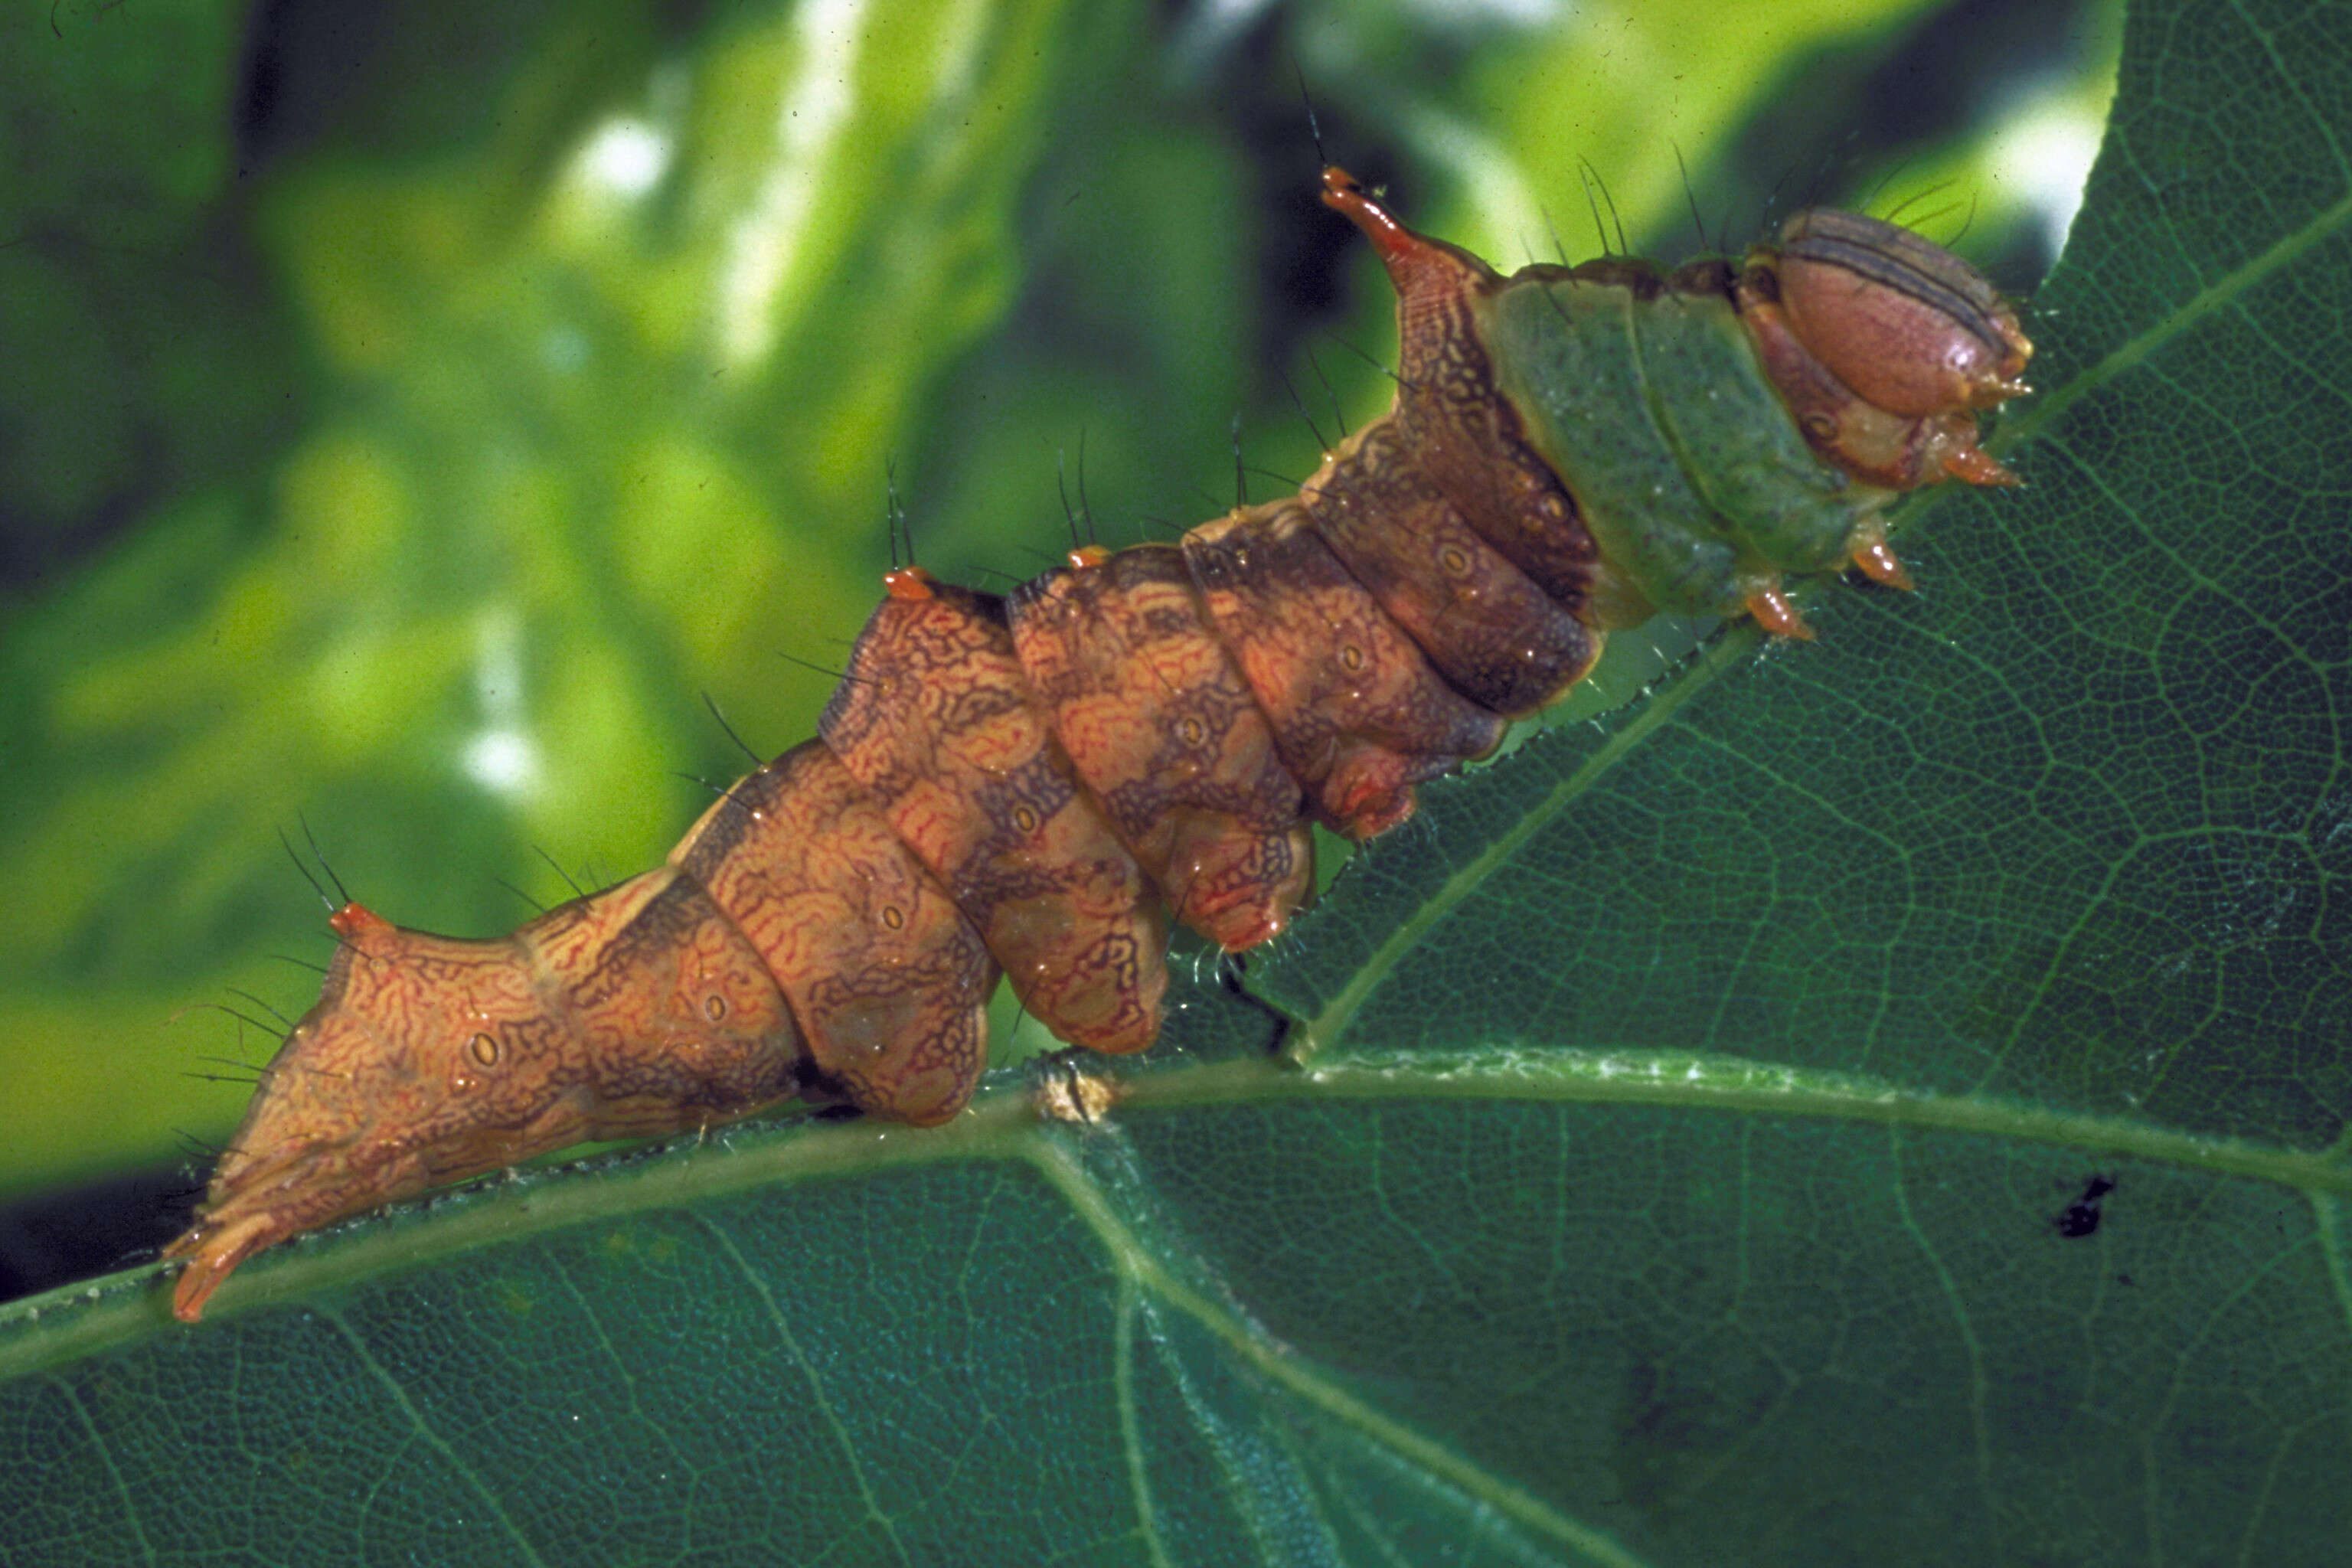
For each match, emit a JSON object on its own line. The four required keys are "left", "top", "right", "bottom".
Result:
{"left": 165, "top": 168, "right": 2030, "bottom": 1320}
{"left": 1007, "top": 544, "right": 1312, "bottom": 953}
{"left": 671, "top": 741, "right": 995, "bottom": 1125}
{"left": 820, "top": 580, "right": 1169, "bottom": 1054}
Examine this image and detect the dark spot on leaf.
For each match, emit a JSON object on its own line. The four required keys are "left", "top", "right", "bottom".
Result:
{"left": 2053, "top": 1173, "right": 2115, "bottom": 1239}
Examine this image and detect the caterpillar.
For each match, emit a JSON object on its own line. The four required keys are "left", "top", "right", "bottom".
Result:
{"left": 163, "top": 165, "right": 2030, "bottom": 1322}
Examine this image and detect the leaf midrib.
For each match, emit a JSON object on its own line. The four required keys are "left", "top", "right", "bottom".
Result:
{"left": 8, "top": 1044, "right": 2347, "bottom": 1378}
{"left": 1996, "top": 185, "right": 2352, "bottom": 456}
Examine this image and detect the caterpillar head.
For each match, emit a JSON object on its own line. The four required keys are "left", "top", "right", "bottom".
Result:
{"left": 1775, "top": 207, "right": 2033, "bottom": 416}
{"left": 1741, "top": 207, "right": 2034, "bottom": 491}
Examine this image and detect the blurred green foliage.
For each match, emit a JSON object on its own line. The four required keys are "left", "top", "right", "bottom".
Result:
{"left": 0, "top": 0, "right": 2114, "bottom": 1217}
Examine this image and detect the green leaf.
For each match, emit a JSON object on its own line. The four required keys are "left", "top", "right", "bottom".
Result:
{"left": 26, "top": 0, "right": 2349, "bottom": 1564}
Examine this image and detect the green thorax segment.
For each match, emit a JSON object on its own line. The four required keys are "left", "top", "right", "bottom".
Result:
{"left": 1477, "top": 257, "right": 1886, "bottom": 623}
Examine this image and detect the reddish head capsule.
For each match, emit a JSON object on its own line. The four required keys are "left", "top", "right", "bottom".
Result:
{"left": 1771, "top": 208, "right": 2032, "bottom": 420}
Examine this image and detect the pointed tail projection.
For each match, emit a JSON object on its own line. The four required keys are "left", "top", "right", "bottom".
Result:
{"left": 166, "top": 165, "right": 2030, "bottom": 1321}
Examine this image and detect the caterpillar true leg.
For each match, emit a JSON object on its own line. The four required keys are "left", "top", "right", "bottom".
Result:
{"left": 1743, "top": 586, "right": 1818, "bottom": 642}
{"left": 1847, "top": 521, "right": 1918, "bottom": 593}
{"left": 166, "top": 160, "right": 2029, "bottom": 1322}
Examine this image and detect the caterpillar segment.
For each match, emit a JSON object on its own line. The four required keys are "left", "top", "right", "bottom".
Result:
{"left": 165, "top": 165, "right": 2031, "bottom": 1321}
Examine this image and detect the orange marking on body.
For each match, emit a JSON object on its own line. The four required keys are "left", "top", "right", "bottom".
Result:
{"left": 1067, "top": 544, "right": 1112, "bottom": 570}
{"left": 884, "top": 565, "right": 937, "bottom": 601}
{"left": 1320, "top": 165, "right": 1430, "bottom": 273}
{"left": 328, "top": 903, "right": 390, "bottom": 941}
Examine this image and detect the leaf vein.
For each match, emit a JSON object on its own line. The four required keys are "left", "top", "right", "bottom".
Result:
{"left": 320, "top": 1306, "right": 551, "bottom": 1568}
{"left": 686, "top": 1214, "right": 914, "bottom": 1568}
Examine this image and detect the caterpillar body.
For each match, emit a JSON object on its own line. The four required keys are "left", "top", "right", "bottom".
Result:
{"left": 165, "top": 166, "right": 2031, "bottom": 1321}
